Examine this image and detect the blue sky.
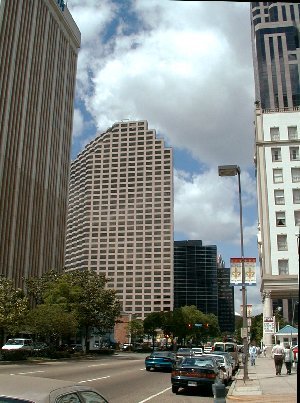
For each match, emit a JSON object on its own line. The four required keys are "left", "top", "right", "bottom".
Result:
{"left": 68, "top": 0, "right": 261, "bottom": 315}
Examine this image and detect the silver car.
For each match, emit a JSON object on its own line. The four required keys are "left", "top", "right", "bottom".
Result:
{"left": 0, "top": 374, "right": 108, "bottom": 403}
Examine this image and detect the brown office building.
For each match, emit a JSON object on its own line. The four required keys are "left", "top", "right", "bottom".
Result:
{"left": 65, "top": 120, "right": 174, "bottom": 319}
{"left": 0, "top": 0, "right": 81, "bottom": 288}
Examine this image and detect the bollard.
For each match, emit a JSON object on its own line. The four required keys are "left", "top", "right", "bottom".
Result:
{"left": 212, "top": 380, "right": 226, "bottom": 403}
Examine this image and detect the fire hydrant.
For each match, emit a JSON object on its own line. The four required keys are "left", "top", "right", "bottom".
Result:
{"left": 212, "top": 380, "right": 226, "bottom": 403}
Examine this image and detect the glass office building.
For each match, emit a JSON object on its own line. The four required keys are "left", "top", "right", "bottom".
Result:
{"left": 174, "top": 240, "right": 218, "bottom": 316}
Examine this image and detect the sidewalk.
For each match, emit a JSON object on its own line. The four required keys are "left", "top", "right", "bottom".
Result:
{"left": 226, "top": 355, "right": 297, "bottom": 402}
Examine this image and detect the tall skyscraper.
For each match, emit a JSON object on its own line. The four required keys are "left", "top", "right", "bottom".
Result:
{"left": 65, "top": 120, "right": 174, "bottom": 319}
{"left": 0, "top": 0, "right": 81, "bottom": 288}
{"left": 173, "top": 240, "right": 218, "bottom": 317}
{"left": 217, "top": 255, "right": 235, "bottom": 334}
{"left": 251, "top": 2, "right": 299, "bottom": 347}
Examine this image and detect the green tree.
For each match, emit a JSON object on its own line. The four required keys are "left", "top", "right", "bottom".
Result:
{"left": 0, "top": 276, "right": 29, "bottom": 345}
{"left": 143, "top": 312, "right": 165, "bottom": 349}
{"left": 127, "top": 318, "right": 144, "bottom": 346}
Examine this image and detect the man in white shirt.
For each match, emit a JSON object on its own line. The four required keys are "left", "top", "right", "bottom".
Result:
{"left": 271, "top": 340, "right": 285, "bottom": 375}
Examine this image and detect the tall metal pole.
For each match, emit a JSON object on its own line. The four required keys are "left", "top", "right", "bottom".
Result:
{"left": 237, "top": 168, "right": 249, "bottom": 381}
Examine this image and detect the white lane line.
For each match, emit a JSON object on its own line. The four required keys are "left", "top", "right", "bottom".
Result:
{"left": 10, "top": 371, "right": 45, "bottom": 375}
{"left": 138, "top": 387, "right": 171, "bottom": 402}
{"left": 78, "top": 375, "right": 111, "bottom": 383}
{"left": 87, "top": 364, "right": 108, "bottom": 367}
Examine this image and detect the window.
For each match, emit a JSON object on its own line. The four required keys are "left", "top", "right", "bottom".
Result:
{"left": 290, "top": 147, "right": 299, "bottom": 161}
{"left": 294, "top": 210, "right": 300, "bottom": 226}
{"left": 274, "top": 190, "right": 285, "bottom": 205}
{"left": 276, "top": 211, "right": 286, "bottom": 226}
{"left": 291, "top": 168, "right": 300, "bottom": 183}
{"left": 273, "top": 168, "right": 283, "bottom": 183}
{"left": 270, "top": 127, "right": 280, "bottom": 141}
{"left": 277, "top": 235, "right": 288, "bottom": 251}
{"left": 272, "top": 148, "right": 281, "bottom": 162}
{"left": 278, "top": 260, "right": 289, "bottom": 275}
{"left": 288, "top": 126, "right": 298, "bottom": 140}
{"left": 293, "top": 189, "right": 300, "bottom": 204}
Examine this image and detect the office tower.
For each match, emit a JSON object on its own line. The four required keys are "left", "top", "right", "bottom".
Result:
{"left": 173, "top": 240, "right": 218, "bottom": 317}
{"left": 217, "top": 255, "right": 235, "bottom": 334}
{"left": 0, "top": 0, "right": 81, "bottom": 288}
{"left": 65, "top": 120, "right": 174, "bottom": 319}
{"left": 251, "top": 2, "right": 299, "bottom": 347}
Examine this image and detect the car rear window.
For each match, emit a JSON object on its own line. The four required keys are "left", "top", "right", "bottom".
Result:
{"left": 0, "top": 398, "right": 34, "bottom": 403}
{"left": 214, "top": 344, "right": 224, "bottom": 351}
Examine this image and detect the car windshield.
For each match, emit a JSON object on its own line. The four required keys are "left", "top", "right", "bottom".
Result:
{"left": 181, "top": 358, "right": 214, "bottom": 368}
{"left": 5, "top": 339, "right": 24, "bottom": 345}
{"left": 214, "top": 345, "right": 224, "bottom": 351}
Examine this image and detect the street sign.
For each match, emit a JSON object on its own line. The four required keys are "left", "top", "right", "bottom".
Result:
{"left": 263, "top": 317, "right": 275, "bottom": 334}
{"left": 241, "top": 327, "right": 247, "bottom": 338}
{"left": 194, "top": 324, "right": 202, "bottom": 327}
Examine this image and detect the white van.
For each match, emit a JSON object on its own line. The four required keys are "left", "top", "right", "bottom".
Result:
{"left": 1, "top": 338, "right": 33, "bottom": 352}
{"left": 212, "top": 342, "right": 239, "bottom": 371}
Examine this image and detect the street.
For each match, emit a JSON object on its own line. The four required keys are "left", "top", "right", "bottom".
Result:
{"left": 0, "top": 353, "right": 232, "bottom": 402}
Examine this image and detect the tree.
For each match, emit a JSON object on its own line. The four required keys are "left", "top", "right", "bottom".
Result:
{"left": 143, "top": 312, "right": 165, "bottom": 349}
{"left": 127, "top": 318, "right": 144, "bottom": 346}
{"left": 0, "top": 276, "right": 29, "bottom": 345}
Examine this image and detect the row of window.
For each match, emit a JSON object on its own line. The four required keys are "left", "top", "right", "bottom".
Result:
{"left": 271, "top": 147, "right": 299, "bottom": 161}
{"left": 276, "top": 210, "right": 300, "bottom": 226}
{"left": 274, "top": 189, "right": 300, "bottom": 205}
{"left": 273, "top": 167, "right": 300, "bottom": 183}
{"left": 270, "top": 126, "right": 298, "bottom": 140}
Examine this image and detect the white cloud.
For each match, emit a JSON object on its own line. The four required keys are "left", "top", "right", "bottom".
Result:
{"left": 72, "top": 108, "right": 85, "bottom": 138}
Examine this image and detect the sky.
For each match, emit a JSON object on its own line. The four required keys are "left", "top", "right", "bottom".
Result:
{"left": 67, "top": 0, "right": 262, "bottom": 316}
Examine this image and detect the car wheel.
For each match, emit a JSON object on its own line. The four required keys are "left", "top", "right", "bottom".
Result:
{"left": 172, "top": 386, "right": 179, "bottom": 394}
{"left": 146, "top": 367, "right": 150, "bottom": 371}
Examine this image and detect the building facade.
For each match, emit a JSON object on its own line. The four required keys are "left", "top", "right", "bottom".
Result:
{"left": 173, "top": 240, "right": 218, "bottom": 317}
{"left": 0, "top": 0, "right": 80, "bottom": 288}
{"left": 65, "top": 120, "right": 174, "bottom": 319}
{"left": 217, "top": 255, "right": 235, "bottom": 334}
{"left": 251, "top": 2, "right": 299, "bottom": 347}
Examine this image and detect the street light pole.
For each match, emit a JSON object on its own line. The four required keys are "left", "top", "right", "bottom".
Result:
{"left": 218, "top": 164, "right": 249, "bottom": 382}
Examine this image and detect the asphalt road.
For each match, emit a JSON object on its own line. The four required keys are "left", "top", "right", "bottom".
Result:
{"left": 0, "top": 353, "right": 232, "bottom": 402}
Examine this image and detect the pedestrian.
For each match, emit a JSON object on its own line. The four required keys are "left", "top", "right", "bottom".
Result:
{"left": 284, "top": 345, "right": 293, "bottom": 375}
{"left": 249, "top": 343, "right": 257, "bottom": 366}
{"left": 271, "top": 340, "right": 285, "bottom": 375}
{"left": 263, "top": 344, "right": 267, "bottom": 357}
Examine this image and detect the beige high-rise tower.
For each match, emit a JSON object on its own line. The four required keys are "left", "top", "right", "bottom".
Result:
{"left": 65, "top": 120, "right": 174, "bottom": 319}
{"left": 0, "top": 0, "right": 81, "bottom": 288}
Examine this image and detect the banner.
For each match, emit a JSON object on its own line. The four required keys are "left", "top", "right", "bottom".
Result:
{"left": 240, "top": 304, "right": 253, "bottom": 318}
{"left": 230, "top": 258, "right": 256, "bottom": 285}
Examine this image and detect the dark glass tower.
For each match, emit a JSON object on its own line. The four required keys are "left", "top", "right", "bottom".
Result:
{"left": 251, "top": 2, "right": 300, "bottom": 109}
{"left": 174, "top": 240, "right": 218, "bottom": 316}
{"left": 217, "top": 256, "right": 235, "bottom": 334}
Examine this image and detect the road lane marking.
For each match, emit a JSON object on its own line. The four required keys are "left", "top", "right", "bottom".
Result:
{"left": 87, "top": 364, "right": 108, "bottom": 367}
{"left": 138, "top": 387, "right": 171, "bottom": 402}
{"left": 10, "top": 371, "right": 45, "bottom": 375}
{"left": 78, "top": 375, "right": 111, "bottom": 383}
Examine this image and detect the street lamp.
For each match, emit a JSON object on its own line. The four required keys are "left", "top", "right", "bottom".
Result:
{"left": 218, "top": 164, "right": 249, "bottom": 381}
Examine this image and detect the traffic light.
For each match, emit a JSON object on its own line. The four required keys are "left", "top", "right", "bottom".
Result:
{"left": 187, "top": 323, "right": 192, "bottom": 329}
{"left": 205, "top": 323, "right": 209, "bottom": 328}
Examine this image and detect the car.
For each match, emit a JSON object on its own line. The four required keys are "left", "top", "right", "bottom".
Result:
{"left": 145, "top": 351, "right": 177, "bottom": 371}
{"left": 203, "top": 345, "right": 212, "bottom": 353}
{"left": 0, "top": 374, "right": 108, "bottom": 403}
{"left": 171, "top": 356, "right": 221, "bottom": 394}
{"left": 68, "top": 343, "right": 84, "bottom": 353}
{"left": 32, "top": 342, "right": 49, "bottom": 356}
{"left": 191, "top": 347, "right": 203, "bottom": 356}
{"left": 209, "top": 351, "right": 235, "bottom": 372}
{"left": 1, "top": 338, "right": 33, "bottom": 352}
{"left": 176, "top": 347, "right": 193, "bottom": 360}
{"left": 204, "top": 353, "right": 233, "bottom": 384}
{"left": 213, "top": 342, "right": 239, "bottom": 371}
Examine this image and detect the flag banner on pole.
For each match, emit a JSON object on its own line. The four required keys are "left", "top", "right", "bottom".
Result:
{"left": 240, "top": 304, "right": 253, "bottom": 317}
{"left": 230, "top": 258, "right": 256, "bottom": 285}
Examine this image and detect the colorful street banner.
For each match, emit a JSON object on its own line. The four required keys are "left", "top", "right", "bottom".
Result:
{"left": 240, "top": 304, "right": 253, "bottom": 318}
{"left": 230, "top": 258, "right": 257, "bottom": 285}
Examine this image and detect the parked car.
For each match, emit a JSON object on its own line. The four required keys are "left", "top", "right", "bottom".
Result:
{"left": 171, "top": 356, "right": 221, "bottom": 394}
{"left": 176, "top": 347, "right": 193, "bottom": 360}
{"left": 209, "top": 351, "right": 235, "bottom": 372}
{"left": 203, "top": 345, "right": 212, "bottom": 353}
{"left": 213, "top": 342, "right": 239, "bottom": 371}
{"left": 191, "top": 347, "right": 203, "bottom": 356}
{"left": 32, "top": 342, "right": 49, "bottom": 356}
{"left": 204, "top": 353, "right": 233, "bottom": 384}
{"left": 68, "top": 344, "right": 84, "bottom": 353}
{"left": 1, "top": 338, "right": 33, "bottom": 354}
{"left": 0, "top": 374, "right": 108, "bottom": 403}
{"left": 145, "top": 351, "right": 177, "bottom": 371}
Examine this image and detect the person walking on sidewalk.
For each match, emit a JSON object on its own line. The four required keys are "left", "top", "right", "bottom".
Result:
{"left": 271, "top": 340, "right": 285, "bottom": 375}
{"left": 263, "top": 344, "right": 267, "bottom": 357}
{"left": 249, "top": 343, "right": 257, "bottom": 366}
{"left": 284, "top": 345, "right": 293, "bottom": 375}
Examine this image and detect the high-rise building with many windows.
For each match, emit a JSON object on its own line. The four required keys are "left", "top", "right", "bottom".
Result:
{"left": 0, "top": 0, "right": 80, "bottom": 288}
{"left": 65, "top": 120, "right": 174, "bottom": 319}
{"left": 251, "top": 2, "right": 299, "bottom": 347}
